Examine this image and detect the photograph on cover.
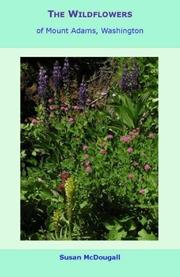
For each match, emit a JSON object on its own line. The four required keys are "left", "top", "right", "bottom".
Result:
{"left": 21, "top": 57, "right": 158, "bottom": 240}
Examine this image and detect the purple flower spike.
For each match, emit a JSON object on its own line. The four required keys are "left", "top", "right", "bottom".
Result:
{"left": 120, "top": 61, "right": 140, "bottom": 93}
{"left": 62, "top": 58, "right": 70, "bottom": 90}
{"left": 38, "top": 66, "right": 48, "bottom": 99}
{"left": 79, "top": 81, "right": 87, "bottom": 107}
{"left": 52, "top": 61, "right": 62, "bottom": 89}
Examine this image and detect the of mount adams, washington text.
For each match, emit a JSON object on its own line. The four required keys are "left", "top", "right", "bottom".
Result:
{"left": 45, "top": 27, "right": 143, "bottom": 35}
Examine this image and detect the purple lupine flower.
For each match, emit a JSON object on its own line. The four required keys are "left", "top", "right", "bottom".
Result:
{"left": 52, "top": 61, "right": 62, "bottom": 89}
{"left": 131, "top": 61, "right": 139, "bottom": 91}
{"left": 62, "top": 58, "right": 70, "bottom": 91}
{"left": 79, "top": 81, "right": 87, "bottom": 107}
{"left": 120, "top": 63, "right": 129, "bottom": 92}
{"left": 120, "top": 61, "right": 140, "bottom": 93}
{"left": 38, "top": 66, "right": 48, "bottom": 99}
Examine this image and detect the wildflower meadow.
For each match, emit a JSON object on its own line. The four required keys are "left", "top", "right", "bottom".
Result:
{"left": 21, "top": 57, "right": 158, "bottom": 240}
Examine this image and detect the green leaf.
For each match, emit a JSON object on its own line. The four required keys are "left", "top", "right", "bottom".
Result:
{"left": 129, "top": 224, "right": 136, "bottom": 231}
{"left": 138, "top": 229, "right": 157, "bottom": 240}
{"left": 21, "top": 150, "right": 26, "bottom": 159}
{"left": 119, "top": 216, "right": 134, "bottom": 223}
{"left": 80, "top": 201, "right": 88, "bottom": 209}
{"left": 140, "top": 217, "right": 147, "bottom": 226}
{"left": 105, "top": 221, "right": 122, "bottom": 232}
{"left": 107, "top": 229, "right": 127, "bottom": 240}
{"left": 21, "top": 190, "right": 27, "bottom": 200}
{"left": 105, "top": 223, "right": 115, "bottom": 231}
{"left": 40, "top": 188, "right": 53, "bottom": 200}
{"left": 116, "top": 230, "right": 127, "bottom": 240}
{"left": 32, "top": 150, "right": 37, "bottom": 156}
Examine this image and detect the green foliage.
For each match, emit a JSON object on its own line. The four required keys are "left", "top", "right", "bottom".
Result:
{"left": 138, "top": 229, "right": 157, "bottom": 240}
{"left": 107, "top": 92, "right": 146, "bottom": 128}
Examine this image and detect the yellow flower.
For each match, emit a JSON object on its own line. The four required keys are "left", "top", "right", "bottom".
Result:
{"left": 51, "top": 209, "right": 61, "bottom": 229}
{"left": 64, "top": 177, "right": 75, "bottom": 221}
